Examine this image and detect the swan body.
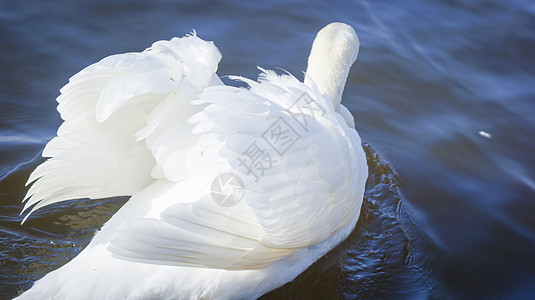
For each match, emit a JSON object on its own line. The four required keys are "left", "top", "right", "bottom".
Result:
{"left": 17, "top": 22, "right": 367, "bottom": 299}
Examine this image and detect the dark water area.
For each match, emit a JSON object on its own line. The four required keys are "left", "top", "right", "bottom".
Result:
{"left": 1, "top": 0, "right": 534, "bottom": 299}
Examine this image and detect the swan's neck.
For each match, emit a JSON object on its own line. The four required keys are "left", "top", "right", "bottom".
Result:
{"left": 304, "top": 23, "right": 359, "bottom": 109}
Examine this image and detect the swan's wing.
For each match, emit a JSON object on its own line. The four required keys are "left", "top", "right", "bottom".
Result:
{"left": 22, "top": 33, "right": 222, "bottom": 220}
{"left": 109, "top": 196, "right": 293, "bottom": 270}
{"left": 109, "top": 70, "right": 368, "bottom": 269}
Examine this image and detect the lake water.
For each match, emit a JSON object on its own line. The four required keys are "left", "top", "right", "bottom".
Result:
{"left": 1, "top": 0, "right": 534, "bottom": 298}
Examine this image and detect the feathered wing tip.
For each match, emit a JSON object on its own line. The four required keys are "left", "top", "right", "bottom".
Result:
{"left": 256, "top": 66, "right": 298, "bottom": 82}
{"left": 20, "top": 33, "right": 223, "bottom": 223}
{"left": 228, "top": 67, "right": 298, "bottom": 90}
{"left": 302, "top": 72, "right": 319, "bottom": 88}
{"left": 229, "top": 67, "right": 335, "bottom": 116}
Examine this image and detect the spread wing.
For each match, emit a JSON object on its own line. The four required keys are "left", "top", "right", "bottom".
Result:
{"left": 109, "top": 69, "right": 368, "bottom": 269}
{"left": 22, "top": 33, "right": 222, "bottom": 221}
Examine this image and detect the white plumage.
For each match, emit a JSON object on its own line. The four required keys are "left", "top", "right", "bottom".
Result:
{"left": 18, "top": 22, "right": 367, "bottom": 299}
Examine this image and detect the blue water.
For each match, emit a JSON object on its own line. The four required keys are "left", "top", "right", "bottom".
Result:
{"left": 1, "top": 0, "right": 534, "bottom": 298}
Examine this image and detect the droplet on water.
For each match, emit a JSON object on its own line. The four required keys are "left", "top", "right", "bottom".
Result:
{"left": 478, "top": 131, "right": 492, "bottom": 139}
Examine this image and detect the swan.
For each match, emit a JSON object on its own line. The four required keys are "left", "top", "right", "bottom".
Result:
{"left": 17, "top": 22, "right": 367, "bottom": 299}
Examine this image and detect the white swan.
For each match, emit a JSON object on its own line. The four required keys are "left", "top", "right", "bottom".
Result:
{"left": 17, "top": 22, "right": 367, "bottom": 299}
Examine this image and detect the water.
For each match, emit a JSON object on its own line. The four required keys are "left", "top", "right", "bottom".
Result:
{"left": 1, "top": 0, "right": 534, "bottom": 298}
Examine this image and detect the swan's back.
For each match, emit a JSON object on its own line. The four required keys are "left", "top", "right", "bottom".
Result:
{"left": 17, "top": 23, "right": 367, "bottom": 299}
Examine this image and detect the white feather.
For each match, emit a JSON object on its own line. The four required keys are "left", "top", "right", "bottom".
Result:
{"left": 18, "top": 23, "right": 366, "bottom": 299}
{"left": 21, "top": 33, "right": 221, "bottom": 221}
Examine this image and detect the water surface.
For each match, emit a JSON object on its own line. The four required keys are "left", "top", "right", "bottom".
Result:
{"left": 1, "top": 0, "right": 534, "bottom": 298}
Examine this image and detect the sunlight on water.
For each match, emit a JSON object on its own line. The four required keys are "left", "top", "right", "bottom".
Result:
{"left": 1, "top": 0, "right": 534, "bottom": 298}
